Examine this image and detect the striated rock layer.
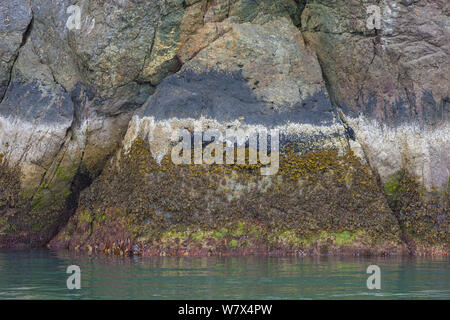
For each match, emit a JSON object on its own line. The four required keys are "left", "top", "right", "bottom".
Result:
{"left": 0, "top": 0, "right": 448, "bottom": 254}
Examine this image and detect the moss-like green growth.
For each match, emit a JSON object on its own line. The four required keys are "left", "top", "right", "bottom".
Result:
{"left": 0, "top": 153, "right": 23, "bottom": 243}
{"left": 0, "top": 151, "right": 82, "bottom": 247}
{"left": 384, "top": 170, "right": 448, "bottom": 246}
{"left": 385, "top": 171, "right": 404, "bottom": 202}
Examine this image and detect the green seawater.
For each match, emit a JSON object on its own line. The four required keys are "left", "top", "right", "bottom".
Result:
{"left": 0, "top": 249, "right": 448, "bottom": 300}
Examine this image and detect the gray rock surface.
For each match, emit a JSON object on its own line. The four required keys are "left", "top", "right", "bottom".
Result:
{"left": 0, "top": 0, "right": 32, "bottom": 99}
{"left": 0, "top": 0, "right": 447, "bottom": 248}
{"left": 301, "top": 0, "right": 449, "bottom": 189}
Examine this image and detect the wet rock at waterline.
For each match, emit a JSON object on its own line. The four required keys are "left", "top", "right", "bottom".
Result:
{"left": 0, "top": 0, "right": 448, "bottom": 253}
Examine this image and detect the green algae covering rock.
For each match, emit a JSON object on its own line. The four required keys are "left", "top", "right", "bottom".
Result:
{"left": 50, "top": 139, "right": 408, "bottom": 256}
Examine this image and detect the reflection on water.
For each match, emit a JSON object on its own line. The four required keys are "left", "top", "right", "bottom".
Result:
{"left": 0, "top": 249, "right": 448, "bottom": 299}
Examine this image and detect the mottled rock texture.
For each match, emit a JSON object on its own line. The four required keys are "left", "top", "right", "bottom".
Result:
{"left": 0, "top": 0, "right": 448, "bottom": 253}
{"left": 0, "top": 0, "right": 32, "bottom": 99}
{"left": 301, "top": 0, "right": 449, "bottom": 189}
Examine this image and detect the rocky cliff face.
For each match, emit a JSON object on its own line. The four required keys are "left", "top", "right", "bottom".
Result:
{"left": 302, "top": 0, "right": 449, "bottom": 190}
{"left": 0, "top": 0, "right": 448, "bottom": 255}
